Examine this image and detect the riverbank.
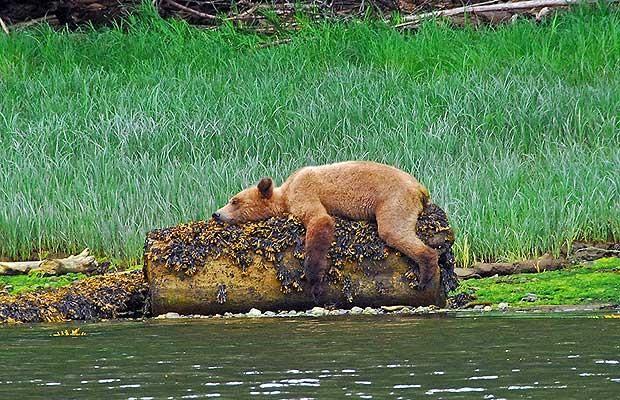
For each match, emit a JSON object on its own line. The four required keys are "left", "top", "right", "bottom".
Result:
{"left": 1, "top": 257, "right": 617, "bottom": 323}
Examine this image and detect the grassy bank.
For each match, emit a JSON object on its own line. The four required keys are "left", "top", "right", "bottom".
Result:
{"left": 3, "top": 258, "right": 618, "bottom": 308}
{"left": 456, "top": 257, "right": 620, "bottom": 306}
{"left": 0, "top": 5, "right": 618, "bottom": 265}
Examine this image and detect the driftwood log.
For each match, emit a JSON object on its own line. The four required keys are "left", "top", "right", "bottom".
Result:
{"left": 0, "top": 248, "right": 98, "bottom": 276}
{"left": 2, "top": 0, "right": 607, "bottom": 32}
{"left": 396, "top": 0, "right": 620, "bottom": 28}
{"left": 455, "top": 242, "right": 620, "bottom": 279}
{"left": 455, "top": 253, "right": 568, "bottom": 279}
{"left": 143, "top": 203, "right": 459, "bottom": 315}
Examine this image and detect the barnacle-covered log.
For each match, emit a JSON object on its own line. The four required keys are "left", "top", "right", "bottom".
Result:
{"left": 144, "top": 203, "right": 458, "bottom": 315}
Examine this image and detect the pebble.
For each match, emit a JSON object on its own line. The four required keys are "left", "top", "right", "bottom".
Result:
{"left": 153, "top": 303, "right": 512, "bottom": 320}
{"left": 247, "top": 308, "right": 262, "bottom": 317}
{"left": 362, "top": 307, "right": 378, "bottom": 315}
{"left": 381, "top": 305, "right": 406, "bottom": 312}
{"left": 246, "top": 309, "right": 262, "bottom": 317}
{"left": 310, "top": 307, "right": 328, "bottom": 317}
{"left": 350, "top": 306, "right": 364, "bottom": 315}
{"left": 158, "top": 312, "right": 181, "bottom": 319}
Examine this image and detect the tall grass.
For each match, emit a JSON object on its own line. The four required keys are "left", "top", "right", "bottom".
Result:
{"left": 0, "top": 5, "right": 618, "bottom": 265}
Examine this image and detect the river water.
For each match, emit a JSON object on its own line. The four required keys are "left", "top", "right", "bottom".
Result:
{"left": 1, "top": 313, "right": 618, "bottom": 399}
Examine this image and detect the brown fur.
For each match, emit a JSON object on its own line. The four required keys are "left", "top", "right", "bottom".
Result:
{"left": 214, "top": 161, "right": 438, "bottom": 301}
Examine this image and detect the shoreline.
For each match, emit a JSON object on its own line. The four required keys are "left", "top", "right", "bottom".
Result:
{"left": 151, "top": 303, "right": 620, "bottom": 320}
{"left": 7, "top": 304, "right": 618, "bottom": 328}
{"left": 1, "top": 257, "right": 618, "bottom": 325}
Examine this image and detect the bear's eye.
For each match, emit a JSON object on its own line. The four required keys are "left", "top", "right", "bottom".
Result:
{"left": 230, "top": 198, "right": 239, "bottom": 206}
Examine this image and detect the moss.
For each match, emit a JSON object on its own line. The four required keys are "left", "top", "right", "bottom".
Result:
{"left": 0, "top": 273, "right": 86, "bottom": 295}
{"left": 0, "top": 259, "right": 142, "bottom": 296}
{"left": 454, "top": 257, "right": 620, "bottom": 306}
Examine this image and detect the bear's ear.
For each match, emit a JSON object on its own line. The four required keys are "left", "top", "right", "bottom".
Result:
{"left": 257, "top": 177, "right": 273, "bottom": 199}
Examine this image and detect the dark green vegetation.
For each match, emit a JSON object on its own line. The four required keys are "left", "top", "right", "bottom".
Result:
{"left": 0, "top": 263, "right": 143, "bottom": 295}
{"left": 0, "top": 272, "right": 86, "bottom": 295}
{"left": 0, "top": 5, "right": 618, "bottom": 266}
{"left": 457, "top": 257, "right": 620, "bottom": 306}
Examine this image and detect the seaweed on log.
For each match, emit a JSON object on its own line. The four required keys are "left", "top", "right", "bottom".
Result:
{"left": 0, "top": 271, "right": 148, "bottom": 323}
{"left": 143, "top": 203, "right": 459, "bottom": 315}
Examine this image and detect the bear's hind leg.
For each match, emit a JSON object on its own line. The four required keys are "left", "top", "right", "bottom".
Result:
{"left": 376, "top": 208, "right": 439, "bottom": 290}
{"left": 303, "top": 213, "right": 335, "bottom": 303}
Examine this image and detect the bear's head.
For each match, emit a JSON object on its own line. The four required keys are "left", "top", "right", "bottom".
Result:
{"left": 213, "top": 178, "right": 284, "bottom": 224}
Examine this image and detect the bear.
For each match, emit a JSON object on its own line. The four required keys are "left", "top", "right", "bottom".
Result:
{"left": 213, "top": 161, "right": 439, "bottom": 302}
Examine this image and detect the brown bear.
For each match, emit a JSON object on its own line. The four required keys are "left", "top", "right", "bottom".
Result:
{"left": 213, "top": 161, "right": 439, "bottom": 301}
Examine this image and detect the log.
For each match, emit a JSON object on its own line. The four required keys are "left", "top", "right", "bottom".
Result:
{"left": 396, "top": 0, "right": 619, "bottom": 28}
{"left": 454, "top": 243, "right": 620, "bottom": 279}
{"left": 455, "top": 253, "right": 568, "bottom": 279}
{"left": 143, "top": 203, "right": 459, "bottom": 315}
{"left": 0, "top": 16, "right": 9, "bottom": 34}
{"left": 0, "top": 249, "right": 98, "bottom": 276}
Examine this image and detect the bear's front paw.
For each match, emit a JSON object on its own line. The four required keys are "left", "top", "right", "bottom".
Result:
{"left": 417, "top": 265, "right": 438, "bottom": 291}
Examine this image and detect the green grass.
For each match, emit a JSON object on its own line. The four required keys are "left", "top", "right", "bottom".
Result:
{"left": 0, "top": 5, "right": 618, "bottom": 266}
{"left": 0, "top": 273, "right": 86, "bottom": 295}
{"left": 456, "top": 257, "right": 620, "bottom": 306}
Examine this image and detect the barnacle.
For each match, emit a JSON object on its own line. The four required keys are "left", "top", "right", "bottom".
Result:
{"left": 144, "top": 203, "right": 458, "bottom": 295}
{"left": 53, "top": 328, "right": 87, "bottom": 337}
{"left": 341, "top": 275, "right": 359, "bottom": 303}
{"left": 0, "top": 271, "right": 148, "bottom": 324}
{"left": 216, "top": 284, "right": 227, "bottom": 304}
{"left": 275, "top": 253, "right": 304, "bottom": 294}
{"left": 375, "top": 281, "right": 387, "bottom": 295}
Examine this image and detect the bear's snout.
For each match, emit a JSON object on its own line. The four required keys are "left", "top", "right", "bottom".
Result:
{"left": 212, "top": 212, "right": 222, "bottom": 221}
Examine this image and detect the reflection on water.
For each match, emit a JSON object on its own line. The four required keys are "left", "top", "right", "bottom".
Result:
{"left": 0, "top": 314, "right": 618, "bottom": 399}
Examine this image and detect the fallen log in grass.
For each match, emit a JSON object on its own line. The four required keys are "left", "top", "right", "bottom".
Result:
{"left": 143, "top": 203, "right": 459, "bottom": 315}
{"left": 396, "top": 0, "right": 620, "bottom": 28}
{"left": 0, "top": 249, "right": 98, "bottom": 276}
{"left": 455, "top": 243, "right": 620, "bottom": 279}
{"left": 455, "top": 253, "right": 568, "bottom": 279}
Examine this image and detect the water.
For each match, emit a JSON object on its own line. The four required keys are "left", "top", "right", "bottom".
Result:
{"left": 1, "top": 313, "right": 619, "bottom": 399}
